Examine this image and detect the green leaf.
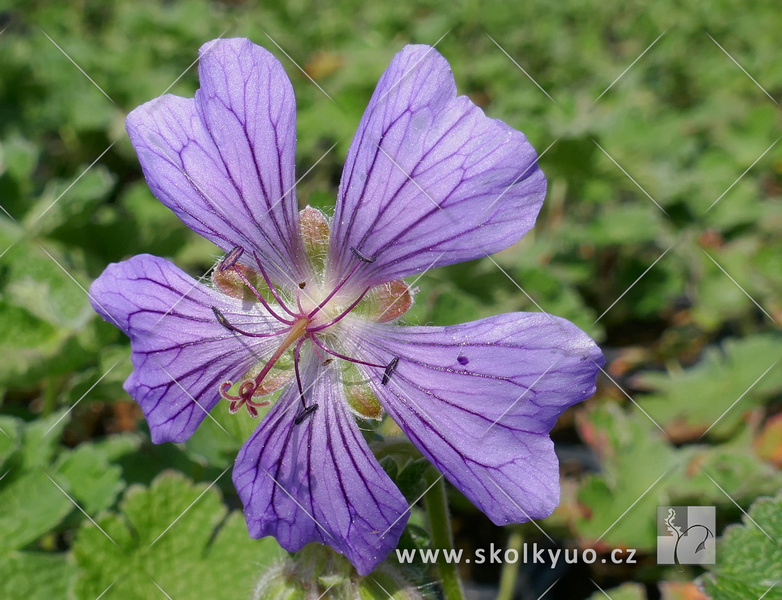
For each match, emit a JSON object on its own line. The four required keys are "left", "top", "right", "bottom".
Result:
{"left": 576, "top": 403, "right": 674, "bottom": 549}
{"left": 0, "top": 303, "right": 63, "bottom": 387}
{"left": 395, "top": 458, "right": 432, "bottom": 502}
{"left": 0, "top": 417, "right": 23, "bottom": 472}
{"left": 20, "top": 410, "right": 70, "bottom": 471}
{"left": 636, "top": 335, "right": 782, "bottom": 438}
{"left": 27, "top": 165, "right": 116, "bottom": 234}
{"left": 670, "top": 440, "right": 782, "bottom": 506}
{"left": 700, "top": 493, "right": 782, "bottom": 600}
{"left": 0, "top": 472, "right": 74, "bottom": 554}
{"left": 54, "top": 443, "right": 126, "bottom": 514}
{"left": 0, "top": 551, "right": 76, "bottom": 600}
{"left": 0, "top": 413, "right": 131, "bottom": 554}
{"left": 72, "top": 471, "right": 280, "bottom": 600}
{"left": 3, "top": 242, "right": 94, "bottom": 329}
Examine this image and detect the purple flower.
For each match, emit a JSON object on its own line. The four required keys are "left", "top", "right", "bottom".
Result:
{"left": 90, "top": 38, "right": 603, "bottom": 575}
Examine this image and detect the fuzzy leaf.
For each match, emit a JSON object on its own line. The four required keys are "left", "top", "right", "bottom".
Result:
{"left": 0, "top": 472, "right": 74, "bottom": 554}
{"left": 700, "top": 492, "right": 782, "bottom": 600}
{"left": 635, "top": 335, "right": 782, "bottom": 438}
{"left": 0, "top": 551, "right": 75, "bottom": 600}
{"left": 72, "top": 471, "right": 279, "bottom": 600}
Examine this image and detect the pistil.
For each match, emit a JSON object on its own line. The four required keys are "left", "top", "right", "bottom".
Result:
{"left": 249, "top": 318, "right": 309, "bottom": 395}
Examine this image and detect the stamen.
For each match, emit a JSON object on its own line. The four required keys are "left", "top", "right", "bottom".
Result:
{"left": 252, "top": 251, "right": 299, "bottom": 319}
{"left": 306, "top": 286, "right": 371, "bottom": 333}
{"left": 212, "top": 305, "right": 232, "bottom": 330}
{"left": 211, "top": 306, "right": 291, "bottom": 338}
{"left": 382, "top": 357, "right": 399, "bottom": 385}
{"left": 293, "top": 337, "right": 306, "bottom": 410}
{"left": 309, "top": 334, "right": 386, "bottom": 369}
{"left": 308, "top": 260, "right": 363, "bottom": 319}
{"left": 294, "top": 404, "right": 319, "bottom": 425}
{"left": 350, "top": 246, "right": 376, "bottom": 263}
{"left": 228, "top": 267, "right": 295, "bottom": 325}
{"left": 310, "top": 336, "right": 328, "bottom": 363}
{"left": 220, "top": 246, "right": 245, "bottom": 271}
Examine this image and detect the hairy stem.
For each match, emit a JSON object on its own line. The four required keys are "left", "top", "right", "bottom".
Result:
{"left": 424, "top": 474, "right": 465, "bottom": 600}
{"left": 496, "top": 526, "right": 523, "bottom": 600}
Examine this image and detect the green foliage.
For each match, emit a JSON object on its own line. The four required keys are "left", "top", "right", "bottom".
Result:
{"left": 0, "top": 412, "right": 126, "bottom": 554}
{"left": 576, "top": 403, "right": 674, "bottom": 549}
{"left": 575, "top": 402, "right": 782, "bottom": 550}
{"left": 636, "top": 334, "right": 782, "bottom": 437}
{"left": 0, "top": 552, "right": 76, "bottom": 600}
{"left": 72, "top": 471, "right": 279, "bottom": 600}
{"left": 700, "top": 493, "right": 782, "bottom": 600}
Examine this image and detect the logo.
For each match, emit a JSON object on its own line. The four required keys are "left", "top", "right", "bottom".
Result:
{"left": 657, "top": 506, "right": 716, "bottom": 565}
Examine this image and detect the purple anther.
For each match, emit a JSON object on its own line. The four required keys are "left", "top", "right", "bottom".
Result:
{"left": 350, "top": 246, "right": 376, "bottom": 263}
{"left": 220, "top": 246, "right": 244, "bottom": 271}
{"left": 381, "top": 357, "right": 399, "bottom": 385}
{"left": 294, "top": 403, "right": 318, "bottom": 425}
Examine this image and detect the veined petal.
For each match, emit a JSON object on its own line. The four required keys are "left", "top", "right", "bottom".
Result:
{"left": 346, "top": 313, "right": 603, "bottom": 524}
{"left": 90, "top": 254, "right": 283, "bottom": 443}
{"left": 233, "top": 355, "right": 408, "bottom": 575}
{"left": 330, "top": 45, "right": 546, "bottom": 287}
{"left": 126, "top": 38, "right": 304, "bottom": 284}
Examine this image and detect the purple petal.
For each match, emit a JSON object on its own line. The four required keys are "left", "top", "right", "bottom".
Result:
{"left": 90, "top": 254, "right": 283, "bottom": 443}
{"left": 346, "top": 313, "right": 603, "bottom": 524}
{"left": 233, "top": 356, "right": 408, "bottom": 575}
{"left": 330, "top": 45, "right": 547, "bottom": 287}
{"left": 126, "top": 38, "right": 304, "bottom": 284}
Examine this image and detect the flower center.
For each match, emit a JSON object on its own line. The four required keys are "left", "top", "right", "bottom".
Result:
{"left": 210, "top": 208, "right": 413, "bottom": 423}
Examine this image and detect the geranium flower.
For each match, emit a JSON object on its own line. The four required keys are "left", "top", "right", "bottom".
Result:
{"left": 90, "top": 38, "right": 603, "bottom": 575}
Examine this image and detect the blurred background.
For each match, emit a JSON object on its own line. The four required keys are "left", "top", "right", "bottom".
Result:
{"left": 0, "top": 1, "right": 780, "bottom": 599}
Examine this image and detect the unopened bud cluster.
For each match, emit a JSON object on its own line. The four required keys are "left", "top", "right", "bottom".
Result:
{"left": 251, "top": 544, "right": 425, "bottom": 600}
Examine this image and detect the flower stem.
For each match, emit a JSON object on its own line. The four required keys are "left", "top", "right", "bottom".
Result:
{"left": 496, "top": 526, "right": 523, "bottom": 600}
{"left": 42, "top": 377, "right": 60, "bottom": 417}
{"left": 424, "top": 474, "right": 464, "bottom": 600}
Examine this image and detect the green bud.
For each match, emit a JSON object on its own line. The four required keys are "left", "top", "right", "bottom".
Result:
{"left": 299, "top": 206, "right": 331, "bottom": 275}
{"left": 251, "top": 543, "right": 427, "bottom": 600}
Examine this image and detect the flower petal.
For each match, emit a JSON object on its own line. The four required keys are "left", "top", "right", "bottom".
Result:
{"left": 346, "top": 313, "right": 603, "bottom": 524}
{"left": 126, "top": 38, "right": 304, "bottom": 284}
{"left": 330, "top": 45, "right": 547, "bottom": 287}
{"left": 90, "top": 254, "right": 283, "bottom": 443}
{"left": 233, "top": 355, "right": 408, "bottom": 575}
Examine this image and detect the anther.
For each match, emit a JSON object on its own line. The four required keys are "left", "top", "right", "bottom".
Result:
{"left": 322, "top": 358, "right": 333, "bottom": 366}
{"left": 294, "top": 403, "right": 319, "bottom": 425}
{"left": 350, "top": 246, "right": 376, "bottom": 263}
{"left": 298, "top": 281, "right": 306, "bottom": 289}
{"left": 309, "top": 335, "right": 386, "bottom": 369}
{"left": 211, "top": 306, "right": 289, "bottom": 339}
{"left": 382, "top": 357, "right": 400, "bottom": 385}
{"left": 220, "top": 246, "right": 244, "bottom": 271}
{"left": 252, "top": 251, "right": 299, "bottom": 319}
{"left": 212, "top": 306, "right": 235, "bottom": 332}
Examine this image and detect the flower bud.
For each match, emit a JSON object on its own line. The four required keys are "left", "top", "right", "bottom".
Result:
{"left": 251, "top": 543, "right": 426, "bottom": 600}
